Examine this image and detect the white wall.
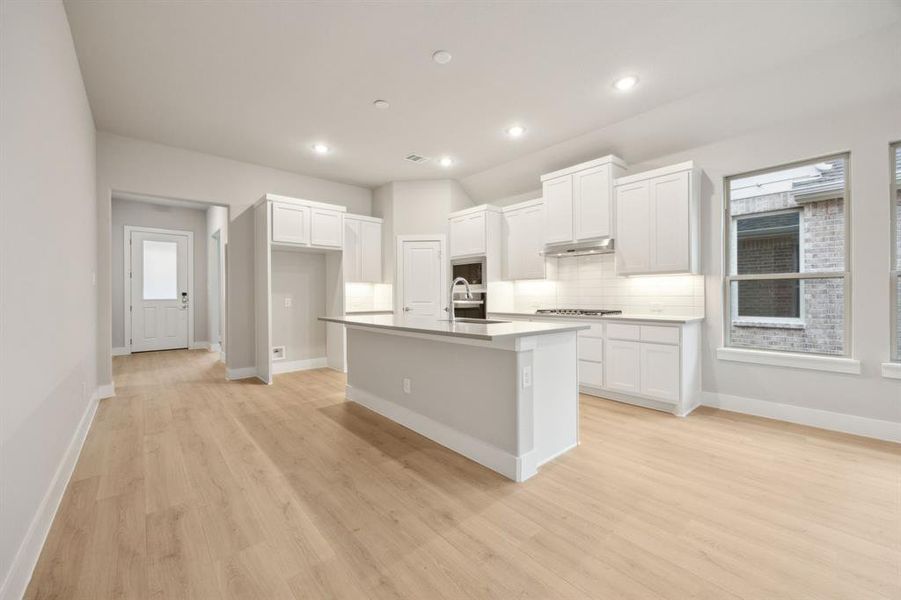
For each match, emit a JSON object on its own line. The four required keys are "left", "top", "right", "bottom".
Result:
{"left": 96, "top": 132, "right": 373, "bottom": 383}
{"left": 0, "top": 1, "right": 98, "bottom": 597}
{"left": 110, "top": 198, "right": 209, "bottom": 348}
{"left": 470, "top": 97, "right": 901, "bottom": 424}
{"left": 271, "top": 250, "right": 327, "bottom": 361}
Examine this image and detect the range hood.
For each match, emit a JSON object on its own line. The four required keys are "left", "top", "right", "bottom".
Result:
{"left": 540, "top": 238, "right": 614, "bottom": 258}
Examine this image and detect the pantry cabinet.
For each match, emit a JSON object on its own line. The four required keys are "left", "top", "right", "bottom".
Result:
{"left": 344, "top": 215, "right": 382, "bottom": 283}
{"left": 540, "top": 155, "right": 627, "bottom": 246}
{"left": 503, "top": 199, "right": 546, "bottom": 280}
{"left": 614, "top": 162, "right": 699, "bottom": 275}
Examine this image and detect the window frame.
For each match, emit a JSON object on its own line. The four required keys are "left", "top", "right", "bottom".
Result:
{"left": 891, "top": 141, "right": 900, "bottom": 362}
{"left": 730, "top": 208, "right": 805, "bottom": 327}
{"left": 723, "top": 152, "right": 851, "bottom": 357}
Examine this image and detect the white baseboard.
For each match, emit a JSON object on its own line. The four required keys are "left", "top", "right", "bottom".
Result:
{"left": 111, "top": 346, "right": 129, "bottom": 356}
{"left": 346, "top": 385, "right": 523, "bottom": 481}
{"left": 219, "top": 351, "right": 226, "bottom": 363}
{"left": 702, "top": 391, "right": 901, "bottom": 443}
{"left": 0, "top": 387, "right": 101, "bottom": 600}
{"left": 209, "top": 342, "right": 221, "bottom": 353}
{"left": 96, "top": 383, "right": 115, "bottom": 399}
{"left": 272, "top": 357, "right": 328, "bottom": 374}
{"left": 190, "top": 340, "right": 210, "bottom": 350}
{"left": 226, "top": 366, "right": 257, "bottom": 380}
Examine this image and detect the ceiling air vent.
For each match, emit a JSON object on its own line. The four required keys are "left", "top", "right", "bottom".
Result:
{"left": 404, "top": 153, "right": 430, "bottom": 164}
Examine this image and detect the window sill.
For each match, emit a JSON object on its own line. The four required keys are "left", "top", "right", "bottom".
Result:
{"left": 717, "top": 347, "right": 861, "bottom": 374}
{"left": 732, "top": 318, "right": 805, "bottom": 330}
{"left": 882, "top": 362, "right": 901, "bottom": 380}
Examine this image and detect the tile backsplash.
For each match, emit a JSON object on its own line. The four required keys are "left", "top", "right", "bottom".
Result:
{"left": 491, "top": 254, "right": 705, "bottom": 316}
{"left": 345, "top": 282, "right": 393, "bottom": 312}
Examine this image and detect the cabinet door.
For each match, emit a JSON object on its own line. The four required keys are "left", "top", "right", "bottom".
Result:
{"left": 604, "top": 339, "right": 640, "bottom": 394}
{"left": 573, "top": 165, "right": 611, "bottom": 241}
{"left": 579, "top": 360, "right": 604, "bottom": 388}
{"left": 639, "top": 343, "right": 680, "bottom": 403}
{"left": 465, "top": 212, "right": 486, "bottom": 256}
{"left": 310, "top": 208, "right": 343, "bottom": 248}
{"left": 649, "top": 171, "right": 690, "bottom": 273}
{"left": 271, "top": 201, "right": 310, "bottom": 245}
{"left": 449, "top": 216, "right": 466, "bottom": 258}
{"left": 543, "top": 175, "right": 573, "bottom": 244}
{"left": 360, "top": 220, "right": 382, "bottom": 283}
{"left": 343, "top": 218, "right": 362, "bottom": 281}
{"left": 504, "top": 204, "right": 546, "bottom": 280}
{"left": 614, "top": 181, "right": 650, "bottom": 274}
{"left": 578, "top": 336, "right": 604, "bottom": 362}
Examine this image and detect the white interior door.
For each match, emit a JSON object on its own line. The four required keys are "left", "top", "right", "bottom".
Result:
{"left": 131, "top": 230, "right": 190, "bottom": 352}
{"left": 401, "top": 240, "right": 442, "bottom": 317}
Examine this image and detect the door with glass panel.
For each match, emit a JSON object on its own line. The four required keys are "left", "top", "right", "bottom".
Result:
{"left": 130, "top": 230, "right": 190, "bottom": 352}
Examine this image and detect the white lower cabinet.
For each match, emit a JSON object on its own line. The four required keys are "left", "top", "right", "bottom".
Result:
{"left": 578, "top": 360, "right": 604, "bottom": 387}
{"left": 604, "top": 339, "right": 641, "bottom": 394}
{"left": 638, "top": 343, "right": 680, "bottom": 403}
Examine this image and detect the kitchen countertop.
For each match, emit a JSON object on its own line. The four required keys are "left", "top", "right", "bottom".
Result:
{"left": 344, "top": 309, "right": 394, "bottom": 315}
{"left": 487, "top": 311, "right": 705, "bottom": 324}
{"left": 319, "top": 314, "right": 589, "bottom": 341}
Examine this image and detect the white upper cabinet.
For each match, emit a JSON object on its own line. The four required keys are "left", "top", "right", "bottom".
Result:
{"left": 272, "top": 201, "right": 310, "bottom": 245}
{"left": 343, "top": 215, "right": 382, "bottom": 283}
{"left": 266, "top": 193, "right": 347, "bottom": 250}
{"left": 573, "top": 165, "right": 612, "bottom": 240}
{"left": 540, "top": 155, "right": 626, "bottom": 246}
{"left": 449, "top": 205, "right": 500, "bottom": 259}
{"left": 542, "top": 176, "right": 573, "bottom": 244}
{"left": 503, "top": 199, "right": 546, "bottom": 280}
{"left": 614, "top": 181, "right": 651, "bottom": 273}
{"left": 310, "top": 207, "right": 343, "bottom": 248}
{"left": 614, "top": 161, "right": 699, "bottom": 275}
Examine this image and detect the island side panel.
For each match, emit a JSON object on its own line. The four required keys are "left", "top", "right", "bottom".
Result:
{"left": 345, "top": 327, "right": 519, "bottom": 475}
{"left": 529, "top": 331, "right": 580, "bottom": 470}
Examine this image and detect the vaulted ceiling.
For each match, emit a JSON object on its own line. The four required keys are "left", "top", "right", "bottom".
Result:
{"left": 64, "top": 1, "right": 901, "bottom": 190}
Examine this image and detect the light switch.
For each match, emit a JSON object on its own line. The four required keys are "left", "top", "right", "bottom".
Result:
{"left": 402, "top": 378, "right": 411, "bottom": 394}
{"left": 284, "top": 297, "right": 292, "bottom": 308}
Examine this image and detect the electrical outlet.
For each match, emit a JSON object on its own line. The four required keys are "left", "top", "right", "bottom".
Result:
{"left": 284, "top": 296, "right": 292, "bottom": 308}
{"left": 522, "top": 366, "right": 532, "bottom": 389}
{"left": 402, "top": 378, "right": 411, "bottom": 394}
{"left": 272, "top": 346, "right": 286, "bottom": 360}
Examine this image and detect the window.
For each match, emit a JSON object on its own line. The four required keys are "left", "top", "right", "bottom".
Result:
{"left": 143, "top": 240, "right": 178, "bottom": 300}
{"left": 892, "top": 142, "right": 901, "bottom": 361}
{"left": 725, "top": 155, "right": 849, "bottom": 356}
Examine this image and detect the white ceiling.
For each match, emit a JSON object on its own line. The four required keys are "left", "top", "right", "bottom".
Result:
{"left": 64, "top": 1, "right": 901, "bottom": 189}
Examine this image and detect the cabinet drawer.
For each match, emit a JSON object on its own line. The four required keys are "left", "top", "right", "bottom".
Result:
{"left": 578, "top": 323, "right": 604, "bottom": 338}
{"left": 578, "top": 337, "right": 604, "bottom": 362}
{"left": 579, "top": 360, "right": 604, "bottom": 388}
{"left": 640, "top": 325, "right": 680, "bottom": 345}
{"left": 606, "top": 323, "right": 640, "bottom": 341}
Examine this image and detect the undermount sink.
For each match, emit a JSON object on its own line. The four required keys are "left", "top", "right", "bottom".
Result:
{"left": 450, "top": 318, "right": 510, "bottom": 324}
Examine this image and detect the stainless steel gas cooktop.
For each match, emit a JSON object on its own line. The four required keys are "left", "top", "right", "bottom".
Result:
{"left": 535, "top": 308, "right": 623, "bottom": 317}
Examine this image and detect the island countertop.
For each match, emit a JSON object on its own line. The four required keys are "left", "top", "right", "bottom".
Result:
{"left": 319, "top": 314, "right": 589, "bottom": 341}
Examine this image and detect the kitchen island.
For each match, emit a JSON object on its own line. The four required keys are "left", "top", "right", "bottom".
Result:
{"left": 319, "top": 314, "right": 589, "bottom": 481}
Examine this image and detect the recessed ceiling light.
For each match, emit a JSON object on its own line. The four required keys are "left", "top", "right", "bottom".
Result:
{"left": 312, "top": 143, "right": 330, "bottom": 155}
{"left": 439, "top": 156, "right": 454, "bottom": 168}
{"left": 373, "top": 99, "right": 390, "bottom": 109}
{"left": 506, "top": 125, "right": 526, "bottom": 138}
{"left": 432, "top": 50, "right": 452, "bottom": 65}
{"left": 613, "top": 75, "right": 639, "bottom": 91}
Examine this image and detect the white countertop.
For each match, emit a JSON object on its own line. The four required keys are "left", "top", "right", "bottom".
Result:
{"left": 320, "top": 314, "right": 589, "bottom": 340}
{"left": 488, "top": 311, "right": 705, "bottom": 324}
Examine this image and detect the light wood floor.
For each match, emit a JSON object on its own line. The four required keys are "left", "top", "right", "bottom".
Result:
{"left": 25, "top": 350, "right": 901, "bottom": 599}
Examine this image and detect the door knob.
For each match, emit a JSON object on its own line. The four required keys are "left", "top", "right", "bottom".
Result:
{"left": 403, "top": 307, "right": 412, "bottom": 312}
